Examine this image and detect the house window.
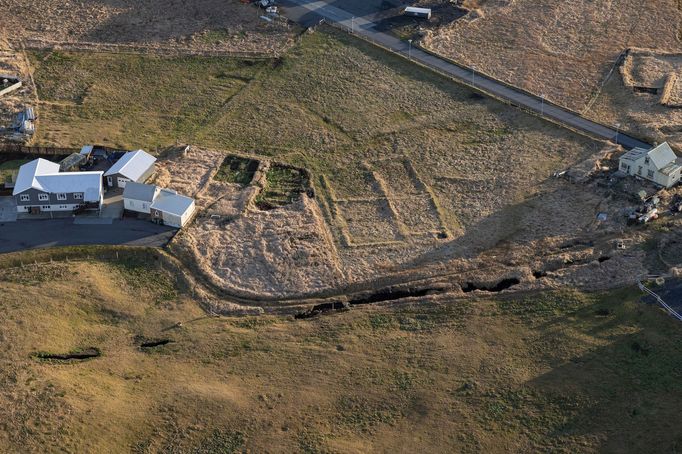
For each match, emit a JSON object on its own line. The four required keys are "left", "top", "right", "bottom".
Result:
{"left": 56, "top": 193, "right": 67, "bottom": 201}
{"left": 154, "top": 210, "right": 160, "bottom": 217}
{"left": 19, "top": 194, "right": 30, "bottom": 202}
{"left": 647, "top": 170, "right": 655, "bottom": 179}
{"left": 38, "top": 193, "right": 48, "bottom": 201}
{"left": 645, "top": 157, "right": 650, "bottom": 165}
{"left": 74, "top": 192, "right": 84, "bottom": 200}
{"left": 637, "top": 166, "right": 643, "bottom": 175}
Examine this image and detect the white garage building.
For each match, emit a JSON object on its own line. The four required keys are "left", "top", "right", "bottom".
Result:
{"left": 104, "top": 150, "right": 156, "bottom": 190}
{"left": 150, "top": 189, "right": 196, "bottom": 228}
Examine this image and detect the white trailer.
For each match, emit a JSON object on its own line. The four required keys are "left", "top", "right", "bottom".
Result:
{"left": 403, "top": 7, "right": 432, "bottom": 19}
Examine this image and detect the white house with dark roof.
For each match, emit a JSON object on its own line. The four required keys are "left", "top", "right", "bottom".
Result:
{"left": 619, "top": 142, "right": 682, "bottom": 188}
{"left": 122, "top": 182, "right": 160, "bottom": 214}
{"left": 103, "top": 149, "right": 156, "bottom": 189}
{"left": 12, "top": 158, "right": 103, "bottom": 213}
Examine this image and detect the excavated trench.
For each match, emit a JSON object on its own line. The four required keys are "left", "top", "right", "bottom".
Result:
{"left": 461, "top": 278, "right": 520, "bottom": 293}
{"left": 140, "top": 339, "right": 173, "bottom": 349}
{"left": 295, "top": 287, "right": 442, "bottom": 319}
{"left": 33, "top": 347, "right": 101, "bottom": 362}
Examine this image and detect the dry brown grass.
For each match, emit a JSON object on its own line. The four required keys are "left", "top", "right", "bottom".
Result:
{"left": 1, "top": 0, "right": 294, "bottom": 55}
{"left": 1, "top": 253, "right": 682, "bottom": 452}
{"left": 422, "top": 0, "right": 682, "bottom": 112}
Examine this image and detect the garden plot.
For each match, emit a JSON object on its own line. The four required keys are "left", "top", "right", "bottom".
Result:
{"left": 336, "top": 199, "right": 403, "bottom": 246}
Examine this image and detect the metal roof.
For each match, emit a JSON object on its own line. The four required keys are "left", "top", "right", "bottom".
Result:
{"left": 13, "top": 158, "right": 60, "bottom": 194}
{"left": 12, "top": 158, "right": 103, "bottom": 201}
{"left": 123, "top": 182, "right": 158, "bottom": 202}
{"left": 648, "top": 142, "right": 678, "bottom": 169}
{"left": 150, "top": 189, "right": 195, "bottom": 217}
{"left": 103, "top": 149, "right": 156, "bottom": 180}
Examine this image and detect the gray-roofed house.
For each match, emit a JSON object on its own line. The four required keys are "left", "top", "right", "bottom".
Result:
{"left": 619, "top": 142, "right": 682, "bottom": 188}
{"left": 123, "top": 182, "right": 160, "bottom": 214}
{"left": 12, "top": 158, "right": 103, "bottom": 214}
{"left": 103, "top": 149, "right": 156, "bottom": 189}
{"left": 149, "top": 189, "right": 196, "bottom": 228}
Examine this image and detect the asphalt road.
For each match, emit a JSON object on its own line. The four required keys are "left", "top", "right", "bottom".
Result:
{"left": 280, "top": 0, "right": 650, "bottom": 150}
{"left": 0, "top": 218, "right": 176, "bottom": 254}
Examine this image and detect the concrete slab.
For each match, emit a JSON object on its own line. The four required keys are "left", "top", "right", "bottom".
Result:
{"left": 0, "top": 196, "right": 17, "bottom": 222}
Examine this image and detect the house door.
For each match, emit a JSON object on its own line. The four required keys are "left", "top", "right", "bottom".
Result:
{"left": 107, "top": 176, "right": 113, "bottom": 187}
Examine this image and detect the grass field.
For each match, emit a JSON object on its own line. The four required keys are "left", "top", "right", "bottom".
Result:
{"left": 0, "top": 249, "right": 680, "bottom": 452}
{"left": 30, "top": 26, "right": 599, "bottom": 250}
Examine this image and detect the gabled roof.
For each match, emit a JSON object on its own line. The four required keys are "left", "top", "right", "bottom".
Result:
{"left": 648, "top": 142, "right": 678, "bottom": 169}
{"left": 620, "top": 147, "right": 648, "bottom": 162}
{"left": 123, "top": 182, "right": 158, "bottom": 202}
{"left": 104, "top": 150, "right": 156, "bottom": 180}
{"left": 12, "top": 158, "right": 103, "bottom": 202}
{"left": 13, "top": 158, "right": 60, "bottom": 194}
{"left": 150, "top": 189, "right": 195, "bottom": 217}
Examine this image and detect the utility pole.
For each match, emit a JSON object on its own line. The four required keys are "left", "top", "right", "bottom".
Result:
{"left": 540, "top": 94, "right": 545, "bottom": 116}
{"left": 408, "top": 39, "right": 412, "bottom": 59}
{"left": 615, "top": 123, "right": 621, "bottom": 145}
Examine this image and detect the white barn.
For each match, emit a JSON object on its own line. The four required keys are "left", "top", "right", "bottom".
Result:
{"left": 104, "top": 150, "right": 156, "bottom": 189}
{"left": 619, "top": 142, "right": 682, "bottom": 188}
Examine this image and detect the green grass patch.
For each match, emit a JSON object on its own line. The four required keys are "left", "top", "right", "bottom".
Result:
{"left": 214, "top": 155, "right": 260, "bottom": 186}
{"left": 255, "top": 164, "right": 309, "bottom": 210}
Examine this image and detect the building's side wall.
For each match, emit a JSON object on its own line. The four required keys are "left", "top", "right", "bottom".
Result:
{"left": 179, "top": 202, "right": 197, "bottom": 227}
{"left": 137, "top": 164, "right": 155, "bottom": 184}
{"left": 161, "top": 211, "right": 182, "bottom": 228}
{"left": 15, "top": 186, "right": 100, "bottom": 212}
{"left": 124, "top": 198, "right": 152, "bottom": 214}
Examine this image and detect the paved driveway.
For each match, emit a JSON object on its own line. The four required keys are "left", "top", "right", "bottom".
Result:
{"left": 0, "top": 197, "right": 17, "bottom": 222}
{"left": 0, "top": 218, "right": 176, "bottom": 254}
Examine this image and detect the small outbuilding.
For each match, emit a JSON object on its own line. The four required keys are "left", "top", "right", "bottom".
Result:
{"left": 122, "top": 182, "right": 160, "bottom": 214}
{"left": 150, "top": 189, "right": 196, "bottom": 228}
{"left": 103, "top": 149, "right": 156, "bottom": 190}
{"left": 619, "top": 142, "right": 682, "bottom": 188}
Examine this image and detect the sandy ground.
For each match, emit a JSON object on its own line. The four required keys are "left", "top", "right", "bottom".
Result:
{"left": 0, "top": 0, "right": 294, "bottom": 55}
{"left": 157, "top": 143, "right": 659, "bottom": 300}
{"left": 156, "top": 146, "right": 344, "bottom": 299}
{"left": 421, "top": 0, "right": 682, "bottom": 112}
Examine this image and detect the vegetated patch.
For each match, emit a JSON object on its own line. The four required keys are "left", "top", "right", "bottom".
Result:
{"left": 214, "top": 155, "right": 259, "bottom": 186}
{"left": 32, "top": 347, "right": 101, "bottom": 362}
{"left": 255, "top": 164, "right": 310, "bottom": 210}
